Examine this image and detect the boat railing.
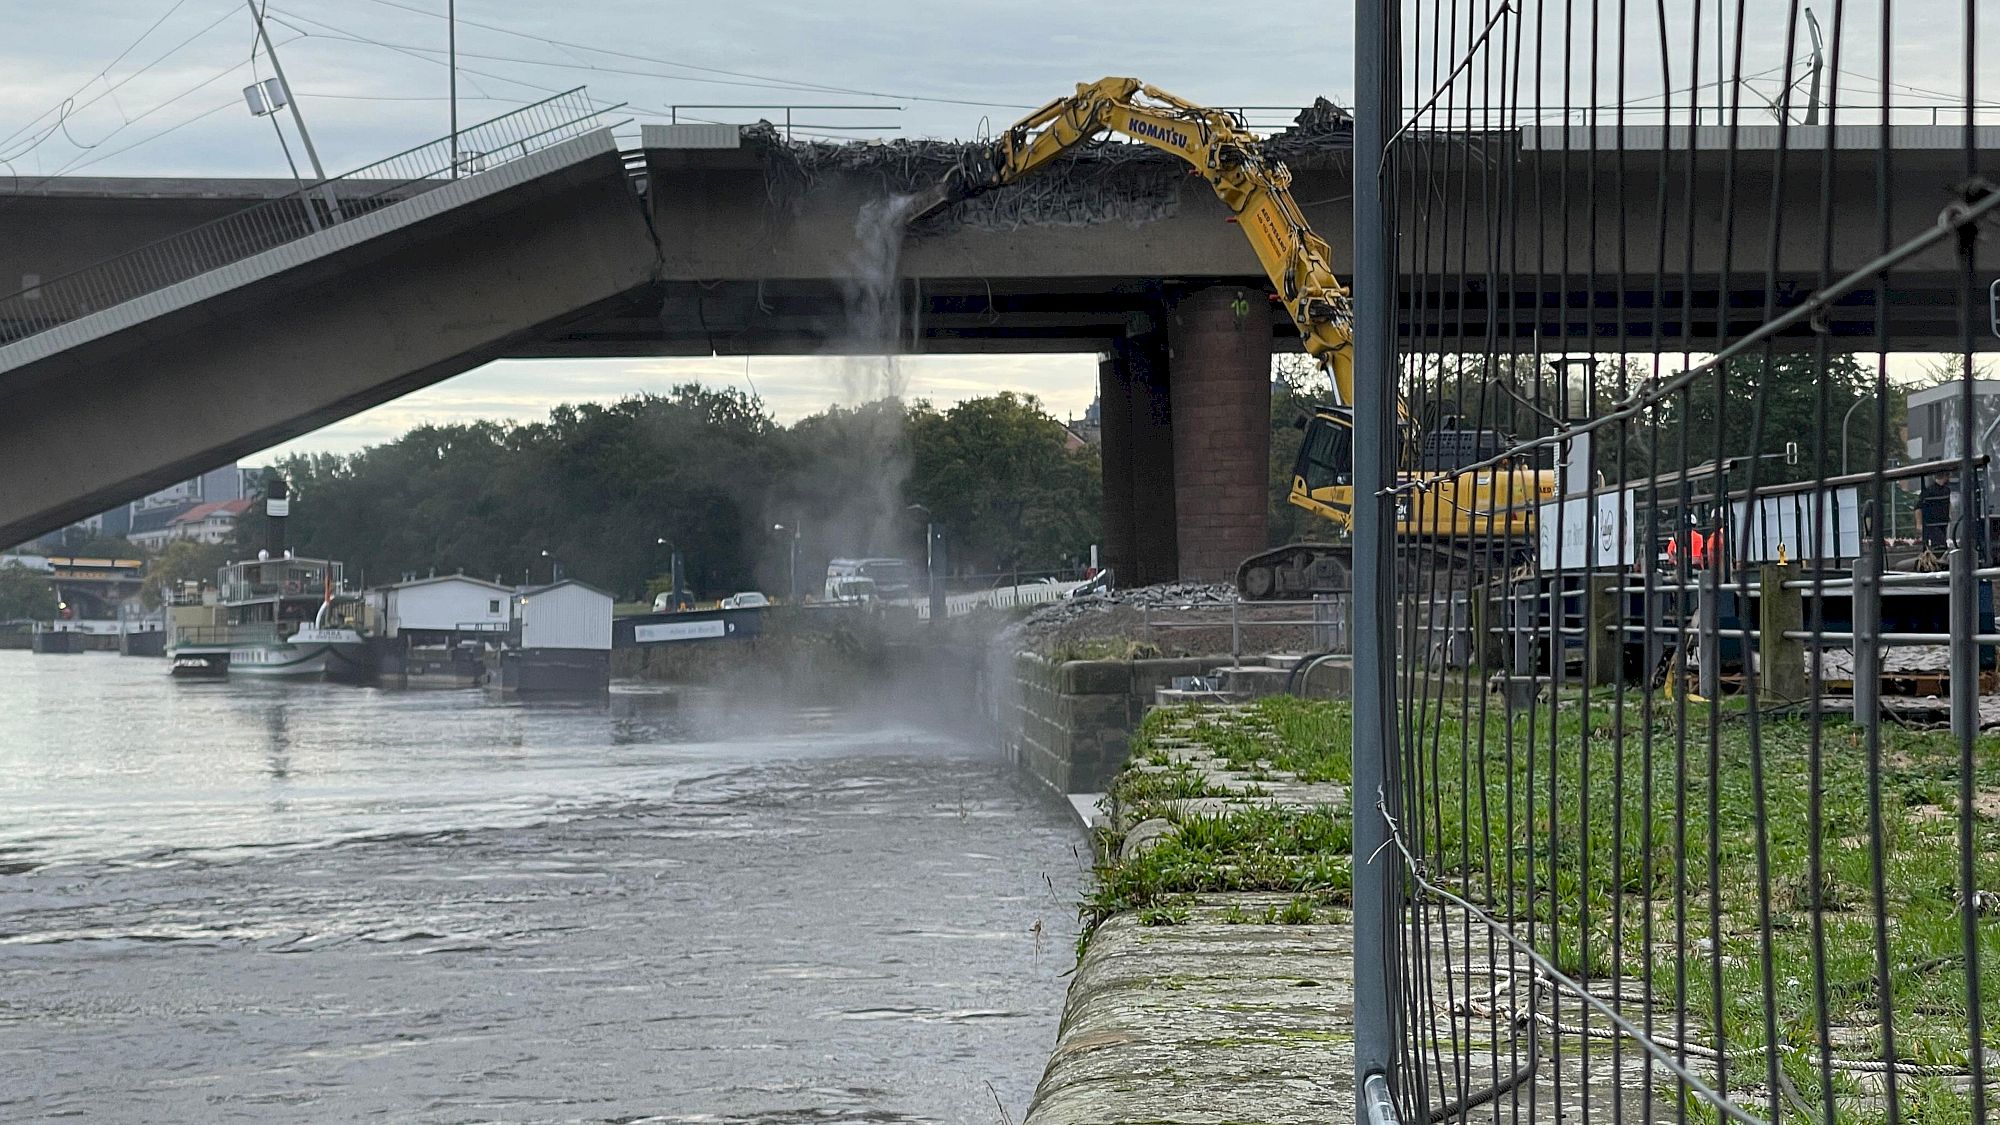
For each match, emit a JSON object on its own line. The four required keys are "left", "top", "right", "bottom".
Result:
{"left": 219, "top": 581, "right": 351, "bottom": 602}
{"left": 174, "top": 623, "right": 283, "bottom": 647}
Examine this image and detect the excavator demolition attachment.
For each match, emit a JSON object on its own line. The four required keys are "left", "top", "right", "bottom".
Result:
{"left": 907, "top": 78, "right": 1555, "bottom": 600}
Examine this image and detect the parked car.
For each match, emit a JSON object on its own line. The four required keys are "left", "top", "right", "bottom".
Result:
{"left": 719, "top": 591, "right": 770, "bottom": 610}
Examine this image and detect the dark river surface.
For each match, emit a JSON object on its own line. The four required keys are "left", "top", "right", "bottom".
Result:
{"left": 0, "top": 650, "right": 1086, "bottom": 1124}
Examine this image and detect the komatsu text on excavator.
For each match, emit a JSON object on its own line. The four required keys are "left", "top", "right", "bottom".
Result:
{"left": 910, "top": 78, "right": 1557, "bottom": 599}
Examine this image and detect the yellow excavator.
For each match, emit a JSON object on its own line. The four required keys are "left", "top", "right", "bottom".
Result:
{"left": 911, "top": 78, "right": 1555, "bottom": 598}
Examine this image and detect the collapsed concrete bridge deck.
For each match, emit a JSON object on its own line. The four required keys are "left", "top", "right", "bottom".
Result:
{"left": 1, "top": 120, "right": 1995, "bottom": 578}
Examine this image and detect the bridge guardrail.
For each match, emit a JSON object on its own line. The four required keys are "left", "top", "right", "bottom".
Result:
{"left": 0, "top": 87, "right": 620, "bottom": 347}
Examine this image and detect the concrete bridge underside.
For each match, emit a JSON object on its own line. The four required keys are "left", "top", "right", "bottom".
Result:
{"left": 1, "top": 125, "right": 1996, "bottom": 582}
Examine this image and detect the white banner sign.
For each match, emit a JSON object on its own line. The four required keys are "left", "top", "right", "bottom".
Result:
{"left": 634, "top": 619, "right": 728, "bottom": 643}
{"left": 1538, "top": 491, "right": 1638, "bottom": 570}
{"left": 1728, "top": 486, "right": 1861, "bottom": 564}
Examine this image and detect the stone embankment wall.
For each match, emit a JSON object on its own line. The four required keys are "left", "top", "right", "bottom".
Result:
{"left": 1000, "top": 653, "right": 1232, "bottom": 793}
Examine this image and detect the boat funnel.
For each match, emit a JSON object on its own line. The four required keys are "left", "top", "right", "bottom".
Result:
{"left": 264, "top": 476, "right": 290, "bottom": 559}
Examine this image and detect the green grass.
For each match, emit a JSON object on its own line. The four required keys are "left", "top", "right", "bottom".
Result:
{"left": 1090, "top": 701, "right": 1354, "bottom": 944}
{"left": 1195, "top": 695, "right": 1353, "bottom": 783}
{"left": 1406, "top": 691, "right": 2000, "bottom": 1121}
{"left": 1084, "top": 804, "right": 1352, "bottom": 936}
{"left": 1042, "top": 637, "right": 1164, "bottom": 662}
{"left": 1094, "top": 691, "right": 2000, "bottom": 1122}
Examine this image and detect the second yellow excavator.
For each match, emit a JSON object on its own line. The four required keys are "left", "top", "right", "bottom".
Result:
{"left": 910, "top": 78, "right": 1555, "bottom": 598}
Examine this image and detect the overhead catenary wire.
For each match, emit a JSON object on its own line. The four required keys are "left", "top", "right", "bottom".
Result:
{"left": 257, "top": 14, "right": 880, "bottom": 145}
{"left": 0, "top": 31, "right": 309, "bottom": 196}
{"left": 265, "top": 7, "right": 906, "bottom": 102}
{"left": 0, "top": 2, "right": 242, "bottom": 163}
{"left": 338, "top": 0, "right": 1036, "bottom": 111}
{"left": 263, "top": 3, "right": 1011, "bottom": 117}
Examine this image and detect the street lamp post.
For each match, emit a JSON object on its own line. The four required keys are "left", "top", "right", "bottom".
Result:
{"left": 655, "top": 538, "right": 689, "bottom": 610}
{"left": 539, "top": 549, "right": 562, "bottom": 584}
{"left": 1841, "top": 394, "right": 1873, "bottom": 477}
{"left": 772, "top": 523, "right": 800, "bottom": 603}
{"left": 907, "top": 504, "right": 944, "bottom": 624}
{"left": 243, "top": 0, "right": 339, "bottom": 222}
{"left": 242, "top": 77, "right": 309, "bottom": 205}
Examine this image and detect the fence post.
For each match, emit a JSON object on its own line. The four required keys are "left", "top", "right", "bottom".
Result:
{"left": 1950, "top": 545, "right": 1978, "bottom": 742}
{"left": 1350, "top": 0, "right": 1401, "bottom": 1113}
{"left": 1758, "top": 563, "right": 1808, "bottom": 704}
{"left": 1511, "top": 578, "right": 1536, "bottom": 677}
{"left": 1853, "top": 546, "right": 1881, "bottom": 726}
{"left": 1587, "top": 574, "right": 1622, "bottom": 688}
{"left": 1468, "top": 580, "right": 1499, "bottom": 669}
{"left": 1697, "top": 581, "right": 1722, "bottom": 700}
{"left": 1643, "top": 580, "right": 1665, "bottom": 689}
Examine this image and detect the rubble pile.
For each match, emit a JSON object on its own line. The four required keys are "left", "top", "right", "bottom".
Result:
{"left": 1019, "top": 581, "right": 1232, "bottom": 627}
{"left": 997, "top": 581, "right": 1236, "bottom": 657}
{"left": 744, "top": 99, "right": 1356, "bottom": 234}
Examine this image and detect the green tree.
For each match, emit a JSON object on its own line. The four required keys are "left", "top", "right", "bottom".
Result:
{"left": 0, "top": 561, "right": 56, "bottom": 621}
{"left": 1268, "top": 354, "right": 1324, "bottom": 546}
{"left": 1665, "top": 352, "right": 1880, "bottom": 485}
{"left": 235, "top": 388, "right": 785, "bottom": 601}
{"left": 141, "top": 540, "right": 230, "bottom": 608}
{"left": 209, "top": 386, "right": 1100, "bottom": 604}
{"left": 905, "top": 392, "right": 1101, "bottom": 574}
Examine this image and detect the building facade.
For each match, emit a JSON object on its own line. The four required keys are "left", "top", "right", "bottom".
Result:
{"left": 365, "top": 574, "right": 515, "bottom": 642}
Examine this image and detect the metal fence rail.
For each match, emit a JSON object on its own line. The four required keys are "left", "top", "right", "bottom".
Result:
{"left": 1351, "top": 4, "right": 1996, "bottom": 1125}
{"left": 1141, "top": 594, "right": 1352, "bottom": 662}
{"left": 0, "top": 87, "right": 618, "bottom": 347}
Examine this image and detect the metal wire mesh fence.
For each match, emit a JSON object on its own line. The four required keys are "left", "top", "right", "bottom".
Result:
{"left": 0, "top": 87, "right": 617, "bottom": 347}
{"left": 1350, "top": 3, "right": 1999, "bottom": 1123}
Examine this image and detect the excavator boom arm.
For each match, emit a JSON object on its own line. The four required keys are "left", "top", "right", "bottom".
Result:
{"left": 917, "top": 78, "right": 1356, "bottom": 404}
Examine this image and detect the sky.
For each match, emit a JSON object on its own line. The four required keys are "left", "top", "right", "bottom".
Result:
{"left": 3, "top": 1, "right": 1996, "bottom": 463}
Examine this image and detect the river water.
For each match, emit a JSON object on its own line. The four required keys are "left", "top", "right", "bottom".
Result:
{"left": 0, "top": 651, "right": 1085, "bottom": 1123}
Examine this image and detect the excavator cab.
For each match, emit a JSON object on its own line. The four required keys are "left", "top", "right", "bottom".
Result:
{"left": 1288, "top": 407, "right": 1355, "bottom": 526}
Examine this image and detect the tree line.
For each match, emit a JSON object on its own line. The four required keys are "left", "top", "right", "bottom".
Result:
{"left": 231, "top": 387, "right": 1102, "bottom": 602}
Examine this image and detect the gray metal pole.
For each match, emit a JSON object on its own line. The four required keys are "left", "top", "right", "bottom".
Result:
{"left": 1840, "top": 395, "right": 1868, "bottom": 477}
{"left": 263, "top": 112, "right": 318, "bottom": 231}
{"left": 1803, "top": 9, "right": 1825, "bottom": 126}
{"left": 245, "top": 0, "right": 342, "bottom": 220}
{"left": 928, "top": 526, "right": 946, "bottom": 625}
{"left": 1351, "top": 0, "right": 1401, "bottom": 1114}
{"left": 1853, "top": 545, "right": 1881, "bottom": 729}
{"left": 449, "top": 0, "right": 458, "bottom": 178}
{"left": 1951, "top": 546, "right": 1978, "bottom": 741}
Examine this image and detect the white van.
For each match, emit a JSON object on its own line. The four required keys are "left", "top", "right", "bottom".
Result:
{"left": 825, "top": 558, "right": 914, "bottom": 600}
{"left": 822, "top": 576, "right": 879, "bottom": 604}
